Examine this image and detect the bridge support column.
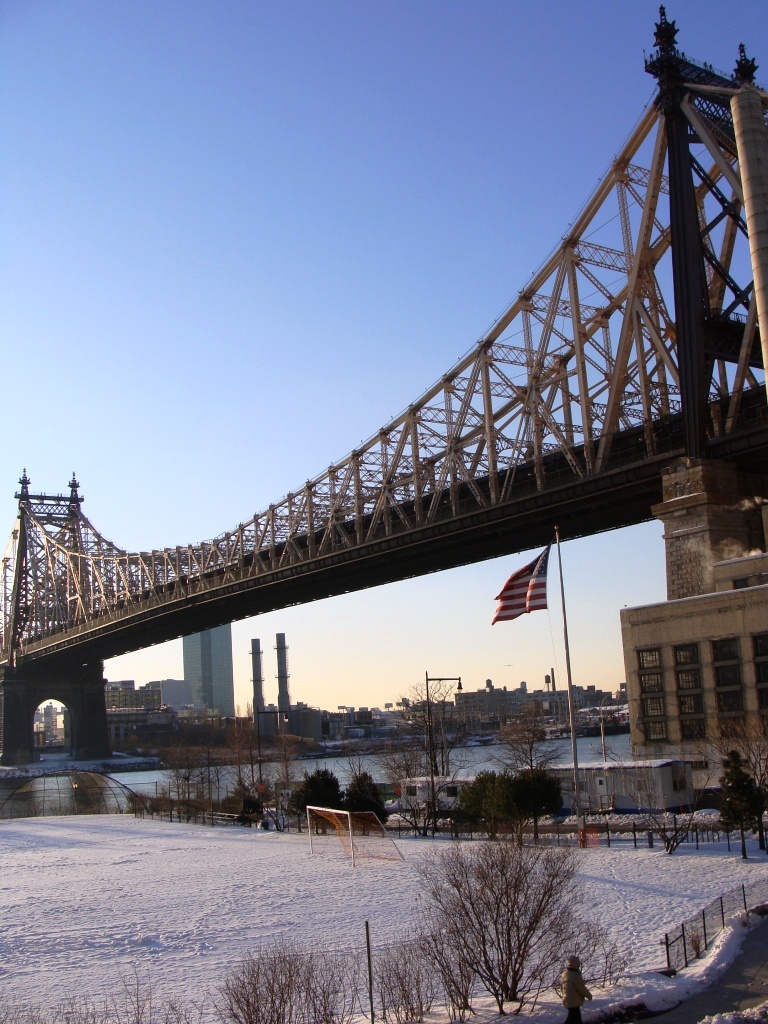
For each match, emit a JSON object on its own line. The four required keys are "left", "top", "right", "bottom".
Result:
{"left": 652, "top": 458, "right": 768, "bottom": 600}
{"left": 0, "top": 661, "right": 111, "bottom": 766}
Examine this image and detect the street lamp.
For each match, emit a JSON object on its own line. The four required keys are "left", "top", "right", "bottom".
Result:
{"left": 598, "top": 695, "right": 613, "bottom": 764}
{"left": 424, "top": 672, "right": 462, "bottom": 835}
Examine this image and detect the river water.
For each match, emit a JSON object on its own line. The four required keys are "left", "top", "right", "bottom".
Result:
{"left": 110, "top": 731, "right": 632, "bottom": 796}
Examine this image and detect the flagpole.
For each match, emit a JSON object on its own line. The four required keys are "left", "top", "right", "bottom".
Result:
{"left": 555, "top": 525, "right": 584, "bottom": 832}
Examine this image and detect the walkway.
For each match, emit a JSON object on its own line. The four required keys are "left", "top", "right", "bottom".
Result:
{"left": 652, "top": 915, "right": 768, "bottom": 1023}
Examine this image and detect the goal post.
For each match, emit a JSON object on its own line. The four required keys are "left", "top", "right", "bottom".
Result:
{"left": 306, "top": 806, "right": 404, "bottom": 865}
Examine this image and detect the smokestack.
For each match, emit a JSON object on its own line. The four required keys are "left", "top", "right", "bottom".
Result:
{"left": 251, "top": 639, "right": 264, "bottom": 719}
{"left": 276, "top": 633, "right": 291, "bottom": 713}
{"left": 550, "top": 667, "right": 556, "bottom": 692}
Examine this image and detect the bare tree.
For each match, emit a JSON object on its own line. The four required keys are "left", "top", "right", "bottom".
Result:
{"left": 216, "top": 941, "right": 357, "bottom": 1024}
{"left": 226, "top": 705, "right": 260, "bottom": 796}
{"left": 621, "top": 762, "right": 714, "bottom": 854}
{"left": 418, "top": 843, "right": 582, "bottom": 1015}
{"left": 300, "top": 949, "right": 359, "bottom": 1024}
{"left": 50, "top": 974, "right": 207, "bottom": 1024}
{"left": 551, "top": 920, "right": 630, "bottom": 993}
{"left": 375, "top": 744, "right": 427, "bottom": 833}
{"left": 373, "top": 938, "right": 434, "bottom": 1024}
{"left": 497, "top": 702, "right": 558, "bottom": 772}
{"left": 161, "top": 746, "right": 207, "bottom": 820}
{"left": 405, "top": 677, "right": 466, "bottom": 778}
{"left": 417, "top": 929, "right": 476, "bottom": 1021}
{"left": 216, "top": 941, "right": 304, "bottom": 1024}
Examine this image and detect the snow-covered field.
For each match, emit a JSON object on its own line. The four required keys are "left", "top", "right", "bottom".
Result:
{"left": 2, "top": 815, "right": 768, "bottom": 1021}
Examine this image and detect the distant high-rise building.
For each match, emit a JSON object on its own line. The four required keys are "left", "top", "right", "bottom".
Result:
{"left": 182, "top": 625, "right": 235, "bottom": 716}
{"left": 148, "top": 678, "right": 193, "bottom": 708}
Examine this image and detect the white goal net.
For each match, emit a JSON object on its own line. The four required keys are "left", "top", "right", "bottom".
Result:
{"left": 306, "top": 806, "right": 404, "bottom": 865}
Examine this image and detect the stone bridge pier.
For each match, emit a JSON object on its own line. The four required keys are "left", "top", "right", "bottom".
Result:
{"left": 0, "top": 660, "right": 111, "bottom": 766}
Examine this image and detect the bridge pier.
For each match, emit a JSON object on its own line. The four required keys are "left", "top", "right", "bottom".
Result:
{"left": 652, "top": 458, "right": 768, "bottom": 600}
{"left": 0, "top": 661, "right": 111, "bottom": 766}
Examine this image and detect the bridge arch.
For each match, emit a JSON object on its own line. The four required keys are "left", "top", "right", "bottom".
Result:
{"left": 0, "top": 661, "right": 110, "bottom": 766}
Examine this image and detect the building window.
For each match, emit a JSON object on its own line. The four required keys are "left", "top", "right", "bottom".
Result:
{"left": 674, "top": 644, "right": 699, "bottom": 666}
{"left": 679, "top": 694, "right": 703, "bottom": 715}
{"left": 754, "top": 635, "right": 768, "bottom": 704}
{"left": 715, "top": 664, "right": 742, "bottom": 687}
{"left": 642, "top": 696, "right": 665, "bottom": 718}
{"left": 720, "top": 716, "right": 745, "bottom": 737}
{"left": 640, "top": 672, "right": 663, "bottom": 693}
{"left": 644, "top": 721, "right": 667, "bottom": 741}
{"left": 676, "top": 669, "right": 701, "bottom": 690}
{"left": 712, "top": 637, "right": 742, "bottom": 690}
{"left": 638, "top": 649, "right": 661, "bottom": 670}
{"left": 717, "top": 690, "right": 744, "bottom": 713}
{"left": 733, "top": 578, "right": 749, "bottom": 589}
{"left": 681, "top": 719, "right": 706, "bottom": 740}
{"left": 712, "top": 638, "right": 740, "bottom": 661}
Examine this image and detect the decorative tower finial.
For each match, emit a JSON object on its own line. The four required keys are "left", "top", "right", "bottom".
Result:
{"left": 17, "top": 469, "right": 30, "bottom": 500}
{"left": 68, "top": 472, "right": 82, "bottom": 512}
{"left": 733, "top": 42, "right": 758, "bottom": 85}
{"left": 653, "top": 6, "right": 678, "bottom": 54}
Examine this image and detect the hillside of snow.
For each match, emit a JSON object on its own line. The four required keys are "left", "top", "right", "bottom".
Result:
{"left": 2, "top": 815, "right": 768, "bottom": 1021}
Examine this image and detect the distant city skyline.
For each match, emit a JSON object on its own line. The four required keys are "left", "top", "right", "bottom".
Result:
{"left": 2, "top": 3, "right": 763, "bottom": 712}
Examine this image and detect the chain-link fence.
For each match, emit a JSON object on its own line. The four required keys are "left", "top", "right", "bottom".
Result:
{"left": 664, "top": 876, "right": 768, "bottom": 972}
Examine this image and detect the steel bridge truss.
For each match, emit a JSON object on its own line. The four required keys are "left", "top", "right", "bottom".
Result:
{"left": 2, "top": 34, "right": 766, "bottom": 664}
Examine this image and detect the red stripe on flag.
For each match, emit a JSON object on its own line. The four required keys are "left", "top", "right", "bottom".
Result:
{"left": 492, "top": 546, "right": 550, "bottom": 624}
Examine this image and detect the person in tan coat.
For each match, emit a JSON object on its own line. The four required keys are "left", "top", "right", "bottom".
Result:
{"left": 561, "top": 955, "right": 592, "bottom": 1024}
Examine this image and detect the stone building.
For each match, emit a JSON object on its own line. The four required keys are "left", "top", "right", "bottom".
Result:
{"left": 621, "top": 458, "right": 768, "bottom": 786}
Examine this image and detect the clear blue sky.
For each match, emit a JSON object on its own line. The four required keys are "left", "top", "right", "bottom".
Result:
{"left": 1, "top": 2, "right": 765, "bottom": 713}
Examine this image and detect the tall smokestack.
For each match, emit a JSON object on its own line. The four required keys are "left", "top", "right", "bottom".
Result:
{"left": 550, "top": 667, "right": 556, "bottom": 692}
{"left": 276, "top": 633, "right": 291, "bottom": 713}
{"left": 251, "top": 639, "right": 264, "bottom": 721}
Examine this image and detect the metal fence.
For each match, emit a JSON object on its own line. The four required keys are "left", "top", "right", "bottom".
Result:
{"left": 664, "top": 876, "right": 768, "bottom": 972}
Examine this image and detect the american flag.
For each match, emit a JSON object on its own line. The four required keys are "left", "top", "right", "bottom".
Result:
{"left": 492, "top": 545, "right": 551, "bottom": 624}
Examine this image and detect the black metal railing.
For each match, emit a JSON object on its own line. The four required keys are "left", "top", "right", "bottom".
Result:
{"left": 664, "top": 876, "right": 768, "bottom": 972}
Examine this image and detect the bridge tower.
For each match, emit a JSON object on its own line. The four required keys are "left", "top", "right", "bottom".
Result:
{"left": 645, "top": 9, "right": 768, "bottom": 594}
{"left": 0, "top": 659, "right": 110, "bottom": 765}
{"left": 0, "top": 473, "right": 111, "bottom": 765}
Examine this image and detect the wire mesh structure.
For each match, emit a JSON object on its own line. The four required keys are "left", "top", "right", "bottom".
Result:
{"left": 664, "top": 875, "right": 768, "bottom": 972}
{"left": 0, "top": 770, "right": 135, "bottom": 819}
{"left": 306, "top": 806, "right": 405, "bottom": 865}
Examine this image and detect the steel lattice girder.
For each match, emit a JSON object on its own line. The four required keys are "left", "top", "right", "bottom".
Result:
{"left": 1, "top": 74, "right": 766, "bottom": 658}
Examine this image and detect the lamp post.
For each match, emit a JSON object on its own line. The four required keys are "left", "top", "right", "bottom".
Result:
{"left": 599, "top": 695, "right": 613, "bottom": 764}
{"left": 424, "top": 672, "right": 462, "bottom": 835}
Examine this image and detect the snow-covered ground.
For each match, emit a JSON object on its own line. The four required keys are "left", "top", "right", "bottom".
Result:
{"left": 1, "top": 814, "right": 768, "bottom": 1021}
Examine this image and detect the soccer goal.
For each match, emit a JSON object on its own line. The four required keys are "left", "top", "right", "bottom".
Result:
{"left": 306, "top": 806, "right": 404, "bottom": 866}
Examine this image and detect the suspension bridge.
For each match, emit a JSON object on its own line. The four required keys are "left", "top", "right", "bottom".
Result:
{"left": 1, "top": 10, "right": 767, "bottom": 763}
